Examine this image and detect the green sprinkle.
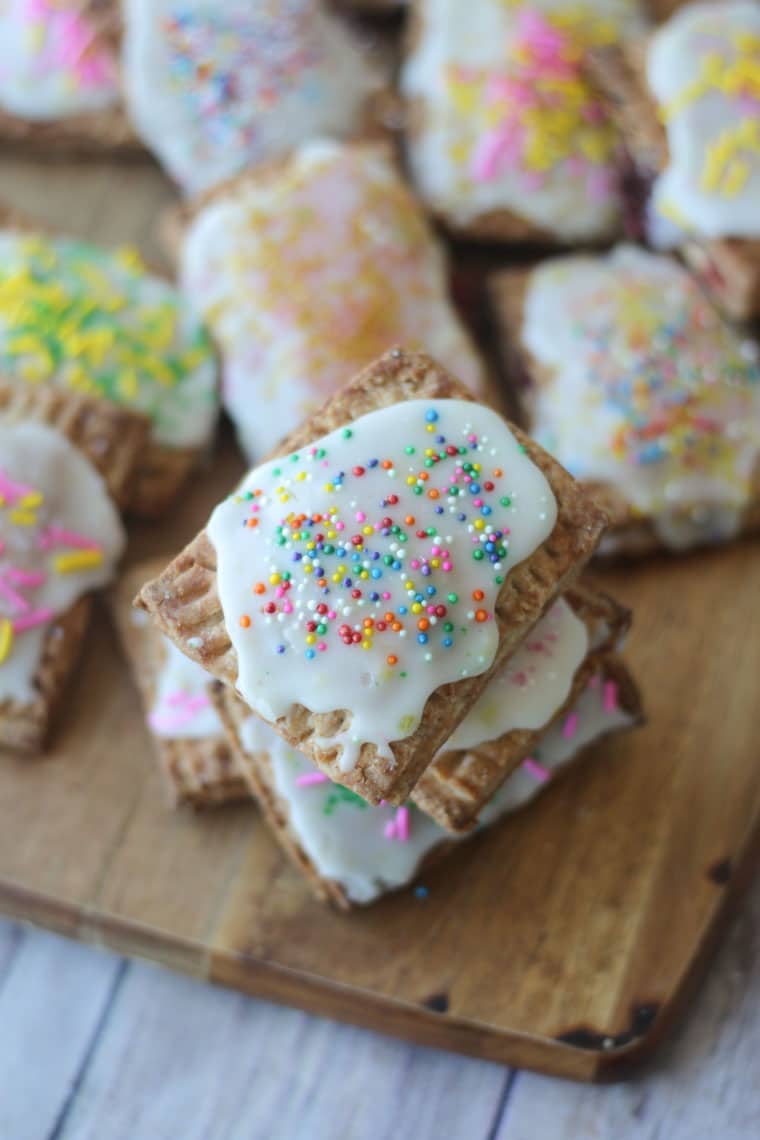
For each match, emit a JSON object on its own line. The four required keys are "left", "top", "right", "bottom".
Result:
{"left": 290, "top": 453, "right": 299, "bottom": 462}
{"left": 473, "top": 549, "right": 484, "bottom": 561}
{"left": 342, "top": 428, "right": 353, "bottom": 439}
{"left": 413, "top": 486, "right": 423, "bottom": 495}
{"left": 405, "top": 445, "right": 415, "bottom": 454}
{"left": 272, "top": 467, "right": 281, "bottom": 476}
{"left": 447, "top": 593, "right": 459, "bottom": 604}
{"left": 316, "top": 448, "right": 326, "bottom": 458}
{"left": 500, "top": 496, "right": 511, "bottom": 507}
{"left": 444, "top": 622, "right": 454, "bottom": 633}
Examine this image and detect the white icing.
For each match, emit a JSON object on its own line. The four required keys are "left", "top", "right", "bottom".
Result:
{"left": 445, "top": 598, "right": 588, "bottom": 750}
{"left": 646, "top": 1, "right": 760, "bottom": 242}
{"left": 207, "top": 398, "right": 557, "bottom": 771}
{"left": 522, "top": 244, "right": 760, "bottom": 549}
{"left": 148, "top": 635, "right": 222, "bottom": 739}
{"left": 478, "top": 673, "right": 635, "bottom": 825}
{"left": 0, "top": 0, "right": 119, "bottom": 121}
{"left": 240, "top": 669, "right": 634, "bottom": 904}
{"left": 0, "top": 423, "right": 125, "bottom": 703}
{"left": 181, "top": 140, "right": 487, "bottom": 463}
{"left": 0, "top": 231, "right": 219, "bottom": 450}
{"left": 122, "top": 0, "right": 379, "bottom": 196}
{"left": 400, "top": 0, "right": 644, "bottom": 239}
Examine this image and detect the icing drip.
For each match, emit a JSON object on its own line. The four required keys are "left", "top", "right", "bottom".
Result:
{"left": 0, "top": 232, "right": 218, "bottom": 449}
{"left": 240, "top": 669, "right": 634, "bottom": 904}
{"left": 207, "top": 399, "right": 557, "bottom": 771}
{"left": 122, "top": 0, "right": 379, "bottom": 195}
{"left": 0, "top": 0, "right": 119, "bottom": 121}
{"left": 522, "top": 245, "right": 760, "bottom": 549}
{"left": 181, "top": 140, "right": 487, "bottom": 462}
{"left": 444, "top": 597, "right": 588, "bottom": 750}
{"left": 0, "top": 422, "right": 125, "bottom": 702}
{"left": 646, "top": 1, "right": 760, "bottom": 243}
{"left": 401, "top": 0, "right": 644, "bottom": 239}
{"left": 148, "top": 635, "right": 222, "bottom": 739}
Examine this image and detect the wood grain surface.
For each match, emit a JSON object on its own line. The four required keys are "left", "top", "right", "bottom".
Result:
{"left": 1, "top": 159, "right": 759, "bottom": 1082}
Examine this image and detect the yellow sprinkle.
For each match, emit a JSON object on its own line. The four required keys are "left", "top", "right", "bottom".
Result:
{"left": 19, "top": 491, "right": 43, "bottom": 509}
{"left": 0, "top": 618, "right": 13, "bottom": 665}
{"left": 306, "top": 634, "right": 316, "bottom": 646}
{"left": 362, "top": 525, "right": 373, "bottom": 536}
{"left": 9, "top": 509, "right": 38, "bottom": 526}
{"left": 411, "top": 603, "right": 423, "bottom": 614}
{"left": 269, "top": 573, "right": 281, "bottom": 584}
{"left": 54, "top": 549, "right": 103, "bottom": 574}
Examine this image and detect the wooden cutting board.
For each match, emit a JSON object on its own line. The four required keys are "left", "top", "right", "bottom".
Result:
{"left": 1, "top": 159, "right": 759, "bottom": 1081}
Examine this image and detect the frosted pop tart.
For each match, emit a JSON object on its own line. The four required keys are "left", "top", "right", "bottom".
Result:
{"left": 111, "top": 560, "right": 248, "bottom": 807}
{"left": 411, "top": 585, "right": 636, "bottom": 831}
{"left": 0, "top": 0, "right": 139, "bottom": 155}
{"left": 588, "top": 1, "right": 760, "bottom": 319}
{"left": 400, "top": 0, "right": 646, "bottom": 243}
{"left": 122, "top": 0, "right": 383, "bottom": 196}
{"left": 491, "top": 245, "right": 760, "bottom": 555}
{"left": 135, "top": 348, "right": 607, "bottom": 806}
{"left": 177, "top": 140, "right": 490, "bottom": 463}
{"left": 0, "top": 421, "right": 125, "bottom": 752}
{"left": 0, "top": 209, "right": 219, "bottom": 517}
{"left": 213, "top": 655, "right": 641, "bottom": 908}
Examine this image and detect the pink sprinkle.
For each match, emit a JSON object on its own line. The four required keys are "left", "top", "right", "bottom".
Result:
{"left": 13, "top": 608, "right": 55, "bottom": 632}
{"left": 431, "top": 545, "right": 440, "bottom": 556}
{"left": 383, "top": 819, "right": 397, "bottom": 839}
{"left": 39, "top": 526, "right": 99, "bottom": 551}
{"left": 355, "top": 511, "right": 366, "bottom": 523}
{"left": 0, "top": 574, "right": 32, "bottom": 614}
{"left": 295, "top": 771, "right": 329, "bottom": 787}
{"left": 442, "top": 562, "right": 452, "bottom": 571}
{"left": 0, "top": 469, "right": 34, "bottom": 504}
{"left": 523, "top": 757, "right": 552, "bottom": 783}
{"left": 562, "top": 712, "right": 580, "bottom": 740}
{"left": 603, "top": 680, "right": 619, "bottom": 713}
{"left": 395, "top": 805, "right": 410, "bottom": 842}
{"left": 7, "top": 568, "right": 45, "bottom": 587}
{"left": 317, "top": 642, "right": 327, "bottom": 652}
{"left": 335, "top": 521, "right": 345, "bottom": 531}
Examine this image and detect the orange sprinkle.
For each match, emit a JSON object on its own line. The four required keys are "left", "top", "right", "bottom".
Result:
{"left": 239, "top": 615, "right": 251, "bottom": 628}
{"left": 405, "top": 515, "right": 415, "bottom": 525}
{"left": 253, "top": 583, "right": 266, "bottom": 595}
{"left": 475, "top": 609, "right": 488, "bottom": 623}
{"left": 363, "top": 617, "right": 374, "bottom": 628}
{"left": 317, "top": 578, "right": 327, "bottom": 587}
{"left": 493, "top": 468, "right": 503, "bottom": 477}
{"left": 418, "top": 471, "right": 428, "bottom": 481}
{"left": 427, "top": 489, "right": 440, "bottom": 500}
{"left": 392, "top": 621, "right": 402, "bottom": 632}
{"left": 245, "top": 517, "right": 258, "bottom": 528}
{"left": 381, "top": 459, "right": 393, "bottom": 469}
{"left": 472, "top": 589, "right": 484, "bottom": 601}
{"left": 417, "top": 618, "right": 429, "bottom": 631}
{"left": 386, "top": 654, "right": 398, "bottom": 666}
{"left": 384, "top": 611, "right": 395, "bottom": 622}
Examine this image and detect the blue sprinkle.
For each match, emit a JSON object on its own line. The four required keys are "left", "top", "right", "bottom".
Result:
{"left": 425, "top": 409, "right": 439, "bottom": 423}
{"left": 458, "top": 512, "right": 467, "bottom": 522}
{"left": 392, "top": 560, "right": 401, "bottom": 570}
{"left": 442, "top": 637, "right": 453, "bottom": 648}
{"left": 426, "top": 586, "right": 436, "bottom": 596}
{"left": 292, "top": 552, "right": 302, "bottom": 561}
{"left": 481, "top": 505, "right": 492, "bottom": 516}
{"left": 369, "top": 591, "right": 380, "bottom": 601}
{"left": 399, "top": 605, "right": 408, "bottom": 615}
{"left": 305, "top": 649, "right": 315, "bottom": 660}
{"left": 417, "top": 633, "right": 428, "bottom": 644}
{"left": 368, "top": 458, "right": 379, "bottom": 468}
{"left": 469, "top": 483, "right": 480, "bottom": 495}
{"left": 276, "top": 645, "right": 286, "bottom": 654}
{"left": 414, "top": 885, "right": 429, "bottom": 900}
{"left": 371, "top": 568, "right": 382, "bottom": 579}
{"left": 344, "top": 578, "right": 352, "bottom": 587}
{"left": 435, "top": 506, "right": 444, "bottom": 515}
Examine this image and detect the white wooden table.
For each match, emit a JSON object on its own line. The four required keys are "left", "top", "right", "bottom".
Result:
{"left": 0, "top": 873, "right": 758, "bottom": 1140}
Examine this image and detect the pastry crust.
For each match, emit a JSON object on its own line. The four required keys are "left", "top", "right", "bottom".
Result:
{"left": 411, "top": 587, "right": 633, "bottom": 832}
{"left": 136, "top": 348, "right": 607, "bottom": 805}
{"left": 110, "top": 560, "right": 249, "bottom": 808}
{"left": 0, "top": 204, "right": 211, "bottom": 517}
{"left": 489, "top": 270, "right": 760, "bottom": 555}
{"left": 588, "top": 40, "right": 760, "bottom": 321}
{"left": 0, "top": 596, "right": 91, "bottom": 754}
